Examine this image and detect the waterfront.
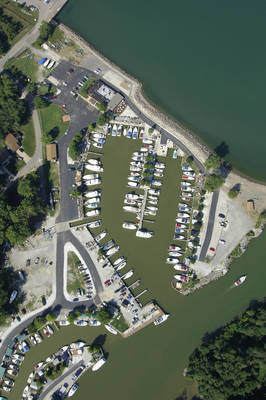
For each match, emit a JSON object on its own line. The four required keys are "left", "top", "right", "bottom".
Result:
{"left": 8, "top": 137, "right": 266, "bottom": 400}
{"left": 58, "top": 0, "right": 266, "bottom": 181}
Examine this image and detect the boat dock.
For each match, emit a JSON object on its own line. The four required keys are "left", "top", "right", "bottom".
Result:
{"left": 128, "top": 279, "right": 141, "bottom": 289}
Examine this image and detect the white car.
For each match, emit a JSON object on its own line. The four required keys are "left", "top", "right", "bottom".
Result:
{"left": 86, "top": 209, "right": 100, "bottom": 217}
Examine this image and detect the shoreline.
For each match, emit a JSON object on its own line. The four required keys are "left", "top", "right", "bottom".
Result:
{"left": 56, "top": 21, "right": 266, "bottom": 187}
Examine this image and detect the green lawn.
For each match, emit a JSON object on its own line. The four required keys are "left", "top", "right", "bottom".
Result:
{"left": 67, "top": 251, "right": 86, "bottom": 294}
{"left": 87, "top": 137, "right": 184, "bottom": 307}
{"left": 21, "top": 117, "right": 35, "bottom": 157}
{"left": 111, "top": 312, "right": 129, "bottom": 333}
{"left": 5, "top": 49, "right": 38, "bottom": 81}
{"left": 79, "top": 78, "right": 95, "bottom": 98}
{"left": 38, "top": 104, "right": 69, "bottom": 141}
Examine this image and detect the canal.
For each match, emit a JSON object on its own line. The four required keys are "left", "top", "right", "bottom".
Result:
{"left": 8, "top": 139, "right": 266, "bottom": 400}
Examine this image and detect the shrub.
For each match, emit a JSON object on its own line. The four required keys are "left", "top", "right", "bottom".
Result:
{"left": 228, "top": 188, "right": 239, "bottom": 199}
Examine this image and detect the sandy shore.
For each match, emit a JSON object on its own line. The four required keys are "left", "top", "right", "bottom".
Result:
{"left": 57, "top": 22, "right": 266, "bottom": 216}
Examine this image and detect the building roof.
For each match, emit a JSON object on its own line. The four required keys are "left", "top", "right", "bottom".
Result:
{"left": 107, "top": 93, "right": 124, "bottom": 112}
{"left": 88, "top": 80, "right": 116, "bottom": 104}
{"left": 62, "top": 114, "right": 70, "bottom": 123}
{"left": 46, "top": 143, "right": 57, "bottom": 161}
{"left": 5, "top": 133, "right": 20, "bottom": 152}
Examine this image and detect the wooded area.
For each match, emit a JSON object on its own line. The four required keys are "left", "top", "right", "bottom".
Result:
{"left": 187, "top": 301, "right": 266, "bottom": 399}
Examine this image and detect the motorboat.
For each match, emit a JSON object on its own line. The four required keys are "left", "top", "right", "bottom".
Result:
{"left": 89, "top": 319, "right": 101, "bottom": 326}
{"left": 116, "top": 261, "right": 127, "bottom": 271}
{"left": 182, "top": 165, "right": 193, "bottom": 171}
{"left": 132, "top": 155, "right": 144, "bottom": 161}
{"left": 85, "top": 190, "right": 101, "bottom": 198}
{"left": 86, "top": 202, "right": 98, "bottom": 209}
{"left": 106, "top": 245, "right": 120, "bottom": 257}
{"left": 148, "top": 195, "right": 157, "bottom": 201}
{"left": 7, "top": 369, "right": 17, "bottom": 376}
{"left": 86, "top": 209, "right": 100, "bottom": 217}
{"left": 123, "top": 127, "right": 127, "bottom": 136}
{"left": 154, "top": 170, "right": 164, "bottom": 177}
{"left": 87, "top": 159, "right": 101, "bottom": 165}
{"left": 142, "top": 138, "right": 153, "bottom": 144}
{"left": 128, "top": 181, "right": 139, "bottom": 187}
{"left": 92, "top": 133, "right": 105, "bottom": 139}
{"left": 130, "top": 166, "right": 142, "bottom": 172}
{"left": 95, "top": 137, "right": 105, "bottom": 144}
{"left": 147, "top": 199, "right": 158, "bottom": 205}
{"left": 132, "top": 127, "right": 138, "bottom": 139}
{"left": 181, "top": 181, "right": 192, "bottom": 186}
{"left": 117, "top": 125, "right": 123, "bottom": 136}
{"left": 176, "top": 223, "right": 186, "bottom": 229}
{"left": 125, "top": 193, "right": 139, "bottom": 200}
{"left": 173, "top": 149, "right": 178, "bottom": 158}
{"left": 128, "top": 176, "right": 140, "bottom": 182}
{"left": 59, "top": 320, "right": 70, "bottom": 326}
{"left": 177, "top": 213, "right": 190, "bottom": 218}
{"left": 154, "top": 162, "right": 165, "bottom": 169}
{"left": 175, "top": 228, "right": 185, "bottom": 233}
{"left": 151, "top": 180, "right": 162, "bottom": 186}
{"left": 130, "top": 161, "right": 143, "bottom": 167}
{"left": 102, "top": 240, "right": 115, "bottom": 251}
{"left": 87, "top": 219, "right": 102, "bottom": 228}
{"left": 169, "top": 251, "right": 182, "bottom": 257}
{"left": 85, "top": 196, "right": 101, "bottom": 204}
{"left": 174, "top": 264, "right": 188, "bottom": 271}
{"left": 182, "top": 192, "right": 192, "bottom": 198}
{"left": 92, "top": 141, "right": 103, "bottom": 149}
{"left": 139, "top": 128, "right": 144, "bottom": 138}
{"left": 181, "top": 186, "right": 193, "bottom": 192}
{"left": 112, "top": 124, "right": 117, "bottom": 136}
{"left": 74, "top": 320, "right": 88, "bottom": 326}
{"left": 182, "top": 175, "right": 195, "bottom": 181}
{"left": 122, "top": 222, "right": 137, "bottom": 230}
{"left": 12, "top": 354, "right": 24, "bottom": 361}
{"left": 85, "top": 178, "right": 101, "bottom": 186}
{"left": 174, "top": 234, "right": 185, "bottom": 240}
{"left": 234, "top": 275, "right": 247, "bottom": 287}
{"left": 174, "top": 274, "right": 188, "bottom": 282}
{"left": 129, "top": 172, "right": 140, "bottom": 177}
{"left": 136, "top": 230, "right": 153, "bottom": 238}
{"left": 92, "top": 357, "right": 106, "bottom": 371}
{"left": 86, "top": 164, "right": 104, "bottom": 172}
{"left": 70, "top": 341, "right": 86, "bottom": 349}
{"left": 122, "top": 269, "right": 134, "bottom": 279}
{"left": 154, "top": 314, "right": 169, "bottom": 326}
{"left": 145, "top": 209, "right": 157, "bottom": 216}
{"left": 114, "top": 257, "right": 126, "bottom": 266}
{"left": 166, "top": 257, "right": 180, "bottom": 264}
{"left": 123, "top": 205, "right": 139, "bottom": 213}
{"left": 68, "top": 383, "right": 79, "bottom": 397}
{"left": 140, "top": 147, "right": 148, "bottom": 152}
{"left": 19, "top": 341, "right": 30, "bottom": 353}
{"left": 148, "top": 188, "right": 160, "bottom": 196}
{"left": 95, "top": 231, "right": 107, "bottom": 242}
{"left": 34, "top": 333, "right": 42, "bottom": 343}
{"left": 107, "top": 124, "right": 112, "bottom": 133}
{"left": 105, "top": 324, "right": 118, "bottom": 334}
{"left": 183, "top": 171, "right": 195, "bottom": 176}
{"left": 124, "top": 199, "right": 136, "bottom": 205}
{"left": 169, "top": 245, "right": 181, "bottom": 251}
{"left": 176, "top": 218, "right": 189, "bottom": 224}
{"left": 147, "top": 206, "right": 158, "bottom": 212}
{"left": 83, "top": 173, "right": 99, "bottom": 180}
{"left": 4, "top": 378, "right": 14, "bottom": 386}
{"left": 127, "top": 126, "right": 133, "bottom": 138}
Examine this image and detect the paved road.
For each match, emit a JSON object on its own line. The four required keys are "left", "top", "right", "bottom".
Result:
{"left": 39, "top": 360, "right": 83, "bottom": 400}
{"left": 0, "top": 0, "right": 68, "bottom": 70}
{"left": 199, "top": 190, "right": 220, "bottom": 261}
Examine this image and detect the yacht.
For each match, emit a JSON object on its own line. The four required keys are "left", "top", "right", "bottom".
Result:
{"left": 87, "top": 159, "right": 101, "bottom": 165}
{"left": 128, "top": 181, "right": 139, "bottom": 187}
{"left": 234, "top": 275, "right": 247, "bottom": 287}
{"left": 128, "top": 176, "right": 140, "bottom": 182}
{"left": 130, "top": 166, "right": 142, "bottom": 172}
{"left": 83, "top": 173, "right": 99, "bottom": 180}
{"left": 68, "top": 383, "right": 79, "bottom": 397}
{"left": 154, "top": 314, "right": 169, "bottom": 326}
{"left": 166, "top": 257, "right": 180, "bottom": 264}
{"left": 123, "top": 127, "right": 127, "bottom": 136}
{"left": 85, "top": 178, "right": 101, "bottom": 186}
{"left": 174, "top": 234, "right": 185, "bottom": 240}
{"left": 182, "top": 165, "right": 193, "bottom": 171}
{"left": 123, "top": 205, "right": 139, "bottom": 213}
{"left": 87, "top": 219, "right": 102, "bottom": 228}
{"left": 114, "top": 256, "right": 126, "bottom": 266}
{"left": 86, "top": 164, "right": 104, "bottom": 172}
{"left": 106, "top": 245, "right": 120, "bottom": 257}
{"left": 136, "top": 230, "right": 153, "bottom": 238}
{"left": 124, "top": 199, "right": 136, "bottom": 205}
{"left": 85, "top": 190, "right": 101, "bottom": 198}
{"left": 183, "top": 171, "right": 195, "bottom": 176}
{"left": 181, "top": 181, "right": 192, "bottom": 187}
{"left": 95, "top": 230, "right": 107, "bottom": 242}
{"left": 105, "top": 324, "right": 118, "bottom": 334}
{"left": 125, "top": 193, "right": 139, "bottom": 200}
{"left": 122, "top": 222, "right": 137, "bottom": 230}
{"left": 92, "top": 357, "right": 106, "bottom": 371}
{"left": 154, "top": 170, "right": 164, "bottom": 177}
{"left": 122, "top": 269, "right": 134, "bottom": 279}
{"left": 176, "top": 217, "right": 189, "bottom": 224}
{"left": 151, "top": 180, "right": 162, "bottom": 186}
{"left": 147, "top": 199, "right": 158, "bottom": 205}
{"left": 86, "top": 209, "right": 100, "bottom": 217}
{"left": 116, "top": 261, "right": 127, "bottom": 271}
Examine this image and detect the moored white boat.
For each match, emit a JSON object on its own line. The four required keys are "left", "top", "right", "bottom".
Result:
{"left": 68, "top": 383, "right": 79, "bottom": 397}
{"left": 86, "top": 164, "right": 104, "bottom": 172}
{"left": 105, "top": 324, "right": 118, "bottom": 334}
{"left": 116, "top": 261, "right": 127, "bottom": 271}
{"left": 122, "top": 222, "right": 137, "bottom": 230}
{"left": 128, "top": 181, "right": 139, "bottom": 187}
{"left": 85, "top": 178, "right": 101, "bottom": 186}
{"left": 92, "top": 357, "right": 106, "bottom": 371}
{"left": 136, "top": 230, "right": 153, "bottom": 238}
{"left": 113, "top": 257, "right": 126, "bottom": 266}
{"left": 83, "top": 174, "right": 99, "bottom": 180}
{"left": 154, "top": 314, "right": 169, "bottom": 326}
{"left": 122, "top": 269, "right": 134, "bottom": 279}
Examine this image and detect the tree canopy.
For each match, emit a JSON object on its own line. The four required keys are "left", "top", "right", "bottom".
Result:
{"left": 204, "top": 174, "right": 225, "bottom": 192}
{"left": 68, "top": 131, "right": 83, "bottom": 160}
{"left": 187, "top": 301, "right": 266, "bottom": 400}
{"left": 204, "top": 153, "right": 221, "bottom": 170}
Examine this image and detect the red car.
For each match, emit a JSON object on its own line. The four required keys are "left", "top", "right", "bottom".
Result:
{"left": 104, "top": 280, "right": 111, "bottom": 287}
{"left": 209, "top": 247, "right": 215, "bottom": 252}
{"left": 68, "top": 68, "right": 74, "bottom": 73}
{"left": 52, "top": 96, "right": 57, "bottom": 100}
{"left": 61, "top": 104, "right": 66, "bottom": 109}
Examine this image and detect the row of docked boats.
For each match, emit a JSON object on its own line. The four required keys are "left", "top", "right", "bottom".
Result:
{"left": 91, "top": 132, "right": 106, "bottom": 149}
{"left": 84, "top": 158, "right": 104, "bottom": 217}
{"left": 107, "top": 123, "right": 145, "bottom": 139}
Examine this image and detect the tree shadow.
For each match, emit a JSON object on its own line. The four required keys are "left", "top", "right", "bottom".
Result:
{"left": 214, "top": 141, "right": 229, "bottom": 158}
{"left": 49, "top": 127, "right": 59, "bottom": 141}
{"left": 91, "top": 334, "right": 107, "bottom": 348}
{"left": 232, "top": 183, "right": 241, "bottom": 192}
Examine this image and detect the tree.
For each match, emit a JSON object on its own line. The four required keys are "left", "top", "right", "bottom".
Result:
{"left": 70, "top": 189, "right": 80, "bottom": 198}
{"left": 97, "top": 113, "right": 106, "bottom": 126}
{"left": 88, "top": 124, "right": 94, "bottom": 132}
{"left": 41, "top": 131, "right": 53, "bottom": 144}
{"left": 186, "top": 301, "right": 266, "bottom": 400}
{"left": 33, "top": 316, "right": 46, "bottom": 329}
{"left": 46, "top": 313, "right": 56, "bottom": 322}
{"left": 88, "top": 345, "right": 101, "bottom": 353}
{"left": 34, "top": 96, "right": 49, "bottom": 109}
{"left": 228, "top": 188, "right": 239, "bottom": 199}
{"left": 97, "top": 309, "right": 112, "bottom": 324}
{"left": 148, "top": 128, "right": 153, "bottom": 134}
{"left": 38, "top": 21, "right": 53, "bottom": 43}
{"left": 204, "top": 174, "right": 225, "bottom": 192}
{"left": 204, "top": 153, "right": 221, "bottom": 170}
{"left": 97, "top": 102, "right": 107, "bottom": 112}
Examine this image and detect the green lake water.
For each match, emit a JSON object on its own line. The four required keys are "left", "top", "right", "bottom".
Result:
{"left": 58, "top": 0, "right": 266, "bottom": 181}
{"left": 8, "top": 139, "right": 266, "bottom": 400}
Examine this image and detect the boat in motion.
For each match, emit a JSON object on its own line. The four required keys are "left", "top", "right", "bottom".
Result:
{"left": 234, "top": 275, "right": 247, "bottom": 287}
